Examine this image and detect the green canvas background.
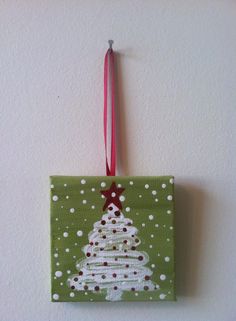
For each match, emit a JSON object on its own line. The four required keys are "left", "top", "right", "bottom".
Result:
{"left": 50, "top": 176, "right": 176, "bottom": 302}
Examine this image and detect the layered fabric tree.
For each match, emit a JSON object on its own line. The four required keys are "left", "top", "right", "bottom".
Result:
{"left": 68, "top": 182, "right": 156, "bottom": 301}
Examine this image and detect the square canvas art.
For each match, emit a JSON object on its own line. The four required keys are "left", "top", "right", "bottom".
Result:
{"left": 50, "top": 176, "right": 175, "bottom": 302}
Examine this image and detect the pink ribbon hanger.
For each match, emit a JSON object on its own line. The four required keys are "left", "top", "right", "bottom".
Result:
{"left": 104, "top": 40, "right": 116, "bottom": 176}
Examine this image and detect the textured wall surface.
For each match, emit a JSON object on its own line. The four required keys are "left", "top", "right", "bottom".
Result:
{"left": 1, "top": 1, "right": 236, "bottom": 321}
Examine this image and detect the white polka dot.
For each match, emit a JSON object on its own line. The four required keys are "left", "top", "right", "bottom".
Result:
{"left": 101, "top": 182, "right": 106, "bottom": 187}
{"left": 149, "top": 296, "right": 153, "bottom": 300}
{"left": 54, "top": 253, "right": 58, "bottom": 258}
{"left": 152, "top": 190, "right": 157, "bottom": 195}
{"left": 82, "top": 200, "right": 87, "bottom": 204}
{"left": 148, "top": 215, "right": 154, "bottom": 220}
{"left": 135, "top": 292, "right": 139, "bottom": 296}
{"left": 142, "top": 223, "right": 146, "bottom": 227}
{"left": 63, "top": 232, "right": 68, "bottom": 237}
{"left": 162, "top": 183, "right": 166, "bottom": 189}
{"left": 157, "top": 253, "right": 160, "bottom": 256}
{"left": 56, "top": 262, "right": 60, "bottom": 266}
{"left": 169, "top": 226, "right": 173, "bottom": 230}
{"left": 67, "top": 270, "right": 71, "bottom": 274}
{"left": 159, "top": 293, "right": 166, "bottom": 300}
{"left": 101, "top": 194, "right": 105, "bottom": 199}
{"left": 60, "top": 282, "right": 63, "bottom": 286}
{"left": 81, "top": 179, "right": 86, "bottom": 184}
{"left": 149, "top": 245, "right": 153, "bottom": 248}
{"left": 66, "top": 195, "right": 69, "bottom": 199}
{"left": 85, "top": 292, "right": 88, "bottom": 295}
{"left": 155, "top": 198, "right": 159, "bottom": 202}
{"left": 91, "top": 188, "right": 95, "bottom": 192}
{"left": 91, "top": 205, "right": 95, "bottom": 209}
{"left": 111, "top": 192, "right": 116, "bottom": 197}
{"left": 129, "top": 181, "right": 134, "bottom": 185}
{"left": 51, "top": 184, "right": 54, "bottom": 189}
{"left": 167, "top": 210, "right": 172, "bottom": 214}
{"left": 55, "top": 271, "right": 63, "bottom": 278}
{"left": 77, "top": 230, "right": 83, "bottom": 237}
{"left": 119, "top": 195, "right": 125, "bottom": 202}
{"left": 65, "top": 248, "right": 70, "bottom": 252}
{"left": 64, "top": 183, "right": 67, "bottom": 187}
{"left": 167, "top": 238, "right": 170, "bottom": 242}
{"left": 164, "top": 256, "right": 170, "bottom": 262}
{"left": 167, "top": 195, "right": 173, "bottom": 201}
{"left": 160, "top": 274, "right": 166, "bottom": 281}
{"left": 125, "top": 207, "right": 131, "bottom": 212}
{"left": 118, "top": 184, "right": 122, "bottom": 188}
{"left": 139, "top": 194, "right": 142, "bottom": 198}
{"left": 151, "top": 264, "right": 155, "bottom": 268}
{"left": 70, "top": 208, "right": 75, "bottom": 213}
{"left": 169, "top": 178, "right": 174, "bottom": 184}
{"left": 80, "top": 190, "right": 84, "bottom": 194}
{"left": 53, "top": 294, "right": 59, "bottom": 300}
{"left": 151, "top": 234, "right": 154, "bottom": 238}
{"left": 70, "top": 292, "right": 75, "bottom": 297}
{"left": 52, "top": 195, "right": 58, "bottom": 201}
{"left": 145, "top": 184, "right": 149, "bottom": 189}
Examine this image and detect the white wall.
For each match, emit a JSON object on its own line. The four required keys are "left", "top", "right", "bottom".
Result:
{"left": 1, "top": 1, "right": 236, "bottom": 320}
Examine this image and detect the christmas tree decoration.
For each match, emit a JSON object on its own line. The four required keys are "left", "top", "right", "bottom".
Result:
{"left": 67, "top": 182, "right": 156, "bottom": 301}
{"left": 50, "top": 41, "right": 176, "bottom": 302}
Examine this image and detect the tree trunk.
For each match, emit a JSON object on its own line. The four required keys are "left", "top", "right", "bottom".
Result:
{"left": 106, "top": 288, "right": 123, "bottom": 301}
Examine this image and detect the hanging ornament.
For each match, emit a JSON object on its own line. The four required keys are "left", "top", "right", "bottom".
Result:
{"left": 50, "top": 41, "right": 175, "bottom": 302}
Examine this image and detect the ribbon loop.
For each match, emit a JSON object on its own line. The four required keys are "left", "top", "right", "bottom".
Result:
{"left": 104, "top": 47, "right": 116, "bottom": 176}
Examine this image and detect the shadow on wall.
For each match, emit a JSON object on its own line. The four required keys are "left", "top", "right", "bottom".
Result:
{"left": 175, "top": 183, "right": 206, "bottom": 298}
{"left": 115, "top": 51, "right": 130, "bottom": 176}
